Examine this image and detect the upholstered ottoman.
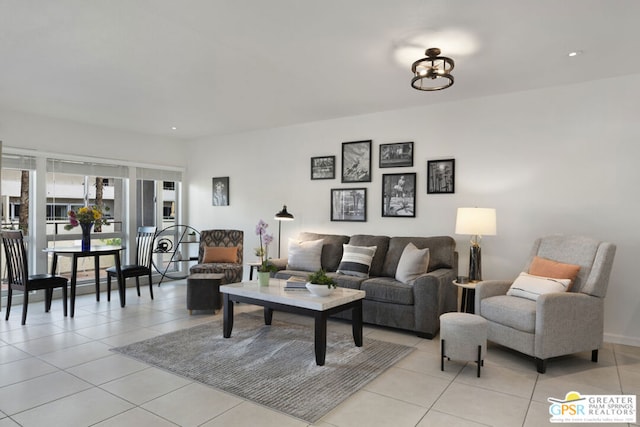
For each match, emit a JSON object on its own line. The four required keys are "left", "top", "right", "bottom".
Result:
{"left": 186, "top": 273, "right": 225, "bottom": 314}
{"left": 440, "top": 312, "right": 488, "bottom": 377}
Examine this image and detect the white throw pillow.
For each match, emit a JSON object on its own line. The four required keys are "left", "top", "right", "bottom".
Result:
{"left": 337, "top": 244, "right": 377, "bottom": 278}
{"left": 395, "top": 242, "right": 430, "bottom": 285}
{"left": 506, "top": 272, "right": 572, "bottom": 301}
{"left": 287, "top": 238, "right": 323, "bottom": 272}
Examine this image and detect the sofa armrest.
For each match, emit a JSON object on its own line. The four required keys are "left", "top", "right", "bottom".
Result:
{"left": 476, "top": 280, "right": 512, "bottom": 300}
{"left": 267, "top": 258, "right": 288, "bottom": 271}
{"left": 535, "top": 292, "right": 604, "bottom": 359}
{"left": 412, "top": 268, "right": 458, "bottom": 337}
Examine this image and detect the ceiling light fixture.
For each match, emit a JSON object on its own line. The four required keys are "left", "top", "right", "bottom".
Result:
{"left": 171, "top": 126, "right": 177, "bottom": 130}
{"left": 411, "top": 47, "right": 455, "bottom": 91}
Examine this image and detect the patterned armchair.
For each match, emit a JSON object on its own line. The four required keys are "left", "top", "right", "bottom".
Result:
{"left": 189, "top": 229, "right": 244, "bottom": 283}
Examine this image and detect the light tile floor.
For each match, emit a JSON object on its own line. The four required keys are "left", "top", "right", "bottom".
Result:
{"left": 0, "top": 280, "right": 637, "bottom": 427}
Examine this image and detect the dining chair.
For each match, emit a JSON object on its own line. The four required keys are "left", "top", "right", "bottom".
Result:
{"left": 106, "top": 226, "right": 157, "bottom": 301}
{"left": 1, "top": 230, "right": 68, "bottom": 325}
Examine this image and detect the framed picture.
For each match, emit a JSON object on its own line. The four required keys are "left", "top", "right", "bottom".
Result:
{"left": 331, "top": 188, "right": 367, "bottom": 222}
{"left": 379, "top": 142, "right": 414, "bottom": 168}
{"left": 382, "top": 173, "right": 416, "bottom": 217}
{"left": 427, "top": 159, "right": 455, "bottom": 194}
{"left": 310, "top": 155, "right": 336, "bottom": 180}
{"left": 212, "top": 177, "right": 230, "bottom": 206}
{"left": 341, "top": 140, "right": 371, "bottom": 183}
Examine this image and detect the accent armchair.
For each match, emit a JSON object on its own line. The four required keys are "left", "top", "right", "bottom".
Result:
{"left": 475, "top": 235, "right": 616, "bottom": 373}
{"left": 189, "top": 229, "right": 243, "bottom": 283}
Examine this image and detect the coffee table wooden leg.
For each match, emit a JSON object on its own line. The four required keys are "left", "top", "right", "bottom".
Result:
{"left": 314, "top": 312, "right": 328, "bottom": 366}
{"left": 352, "top": 300, "right": 363, "bottom": 347}
{"left": 264, "top": 307, "right": 273, "bottom": 325}
{"left": 223, "top": 294, "right": 233, "bottom": 338}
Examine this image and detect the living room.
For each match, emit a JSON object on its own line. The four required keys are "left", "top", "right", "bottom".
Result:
{"left": 0, "top": 1, "right": 638, "bottom": 426}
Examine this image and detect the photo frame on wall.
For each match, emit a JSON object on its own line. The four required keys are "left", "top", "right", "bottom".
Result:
{"left": 212, "top": 176, "right": 230, "bottom": 206}
{"left": 331, "top": 188, "right": 367, "bottom": 222}
{"left": 341, "top": 140, "right": 371, "bottom": 183}
{"left": 382, "top": 173, "right": 416, "bottom": 217}
{"left": 310, "top": 155, "right": 336, "bottom": 180}
{"left": 379, "top": 142, "right": 414, "bottom": 168}
{"left": 427, "top": 159, "right": 455, "bottom": 194}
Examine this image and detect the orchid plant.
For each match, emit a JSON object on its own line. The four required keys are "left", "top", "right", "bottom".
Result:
{"left": 255, "top": 219, "right": 277, "bottom": 273}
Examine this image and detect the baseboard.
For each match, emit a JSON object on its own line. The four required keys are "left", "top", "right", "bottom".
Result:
{"left": 604, "top": 332, "right": 640, "bottom": 347}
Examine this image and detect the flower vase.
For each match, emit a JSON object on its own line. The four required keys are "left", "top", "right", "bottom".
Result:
{"left": 80, "top": 222, "right": 93, "bottom": 251}
{"left": 257, "top": 271, "right": 270, "bottom": 287}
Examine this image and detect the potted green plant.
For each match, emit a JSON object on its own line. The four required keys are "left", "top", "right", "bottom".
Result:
{"left": 306, "top": 269, "right": 336, "bottom": 296}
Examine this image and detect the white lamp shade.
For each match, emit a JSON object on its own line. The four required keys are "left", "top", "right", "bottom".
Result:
{"left": 455, "top": 208, "right": 497, "bottom": 236}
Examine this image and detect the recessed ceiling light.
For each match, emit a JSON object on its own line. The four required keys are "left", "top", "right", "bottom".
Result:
{"left": 171, "top": 126, "right": 177, "bottom": 130}
{"left": 568, "top": 50, "right": 583, "bottom": 57}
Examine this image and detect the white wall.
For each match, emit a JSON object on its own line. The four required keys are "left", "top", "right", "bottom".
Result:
{"left": 0, "top": 108, "right": 187, "bottom": 167}
{"left": 187, "top": 74, "right": 640, "bottom": 346}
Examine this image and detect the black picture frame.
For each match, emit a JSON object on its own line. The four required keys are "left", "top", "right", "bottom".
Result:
{"left": 310, "top": 155, "right": 336, "bottom": 180}
{"left": 382, "top": 173, "right": 416, "bottom": 217}
{"left": 379, "top": 142, "right": 414, "bottom": 168}
{"left": 341, "top": 140, "right": 372, "bottom": 183}
{"left": 212, "top": 176, "right": 230, "bottom": 206}
{"left": 331, "top": 188, "right": 367, "bottom": 222}
{"left": 427, "top": 159, "right": 455, "bottom": 194}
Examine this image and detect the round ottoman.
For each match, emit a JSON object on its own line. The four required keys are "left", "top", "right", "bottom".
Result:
{"left": 440, "top": 312, "right": 488, "bottom": 377}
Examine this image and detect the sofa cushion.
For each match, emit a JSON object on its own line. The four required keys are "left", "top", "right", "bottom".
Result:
{"left": 287, "top": 238, "right": 323, "bottom": 272}
{"left": 481, "top": 294, "right": 537, "bottom": 333}
{"left": 332, "top": 273, "right": 367, "bottom": 290}
{"left": 361, "top": 277, "right": 414, "bottom": 305}
{"left": 506, "top": 272, "right": 571, "bottom": 301}
{"left": 395, "top": 243, "right": 430, "bottom": 285}
{"left": 202, "top": 246, "right": 238, "bottom": 263}
{"left": 382, "top": 236, "right": 454, "bottom": 277}
{"left": 337, "top": 244, "right": 377, "bottom": 278}
{"left": 348, "top": 235, "right": 390, "bottom": 277}
{"left": 297, "top": 232, "right": 350, "bottom": 272}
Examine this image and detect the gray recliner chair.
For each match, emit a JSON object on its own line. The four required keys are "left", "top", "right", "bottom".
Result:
{"left": 475, "top": 235, "right": 616, "bottom": 373}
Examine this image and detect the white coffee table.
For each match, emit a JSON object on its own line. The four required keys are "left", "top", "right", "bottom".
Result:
{"left": 220, "top": 279, "right": 366, "bottom": 366}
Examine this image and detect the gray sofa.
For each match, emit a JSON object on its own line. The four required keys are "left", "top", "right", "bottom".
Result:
{"left": 274, "top": 232, "right": 458, "bottom": 339}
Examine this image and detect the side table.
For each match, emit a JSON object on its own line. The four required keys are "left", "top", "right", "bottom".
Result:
{"left": 247, "top": 261, "right": 262, "bottom": 280}
{"left": 452, "top": 280, "right": 478, "bottom": 314}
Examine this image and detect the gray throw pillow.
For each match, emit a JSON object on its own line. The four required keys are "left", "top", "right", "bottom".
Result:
{"left": 395, "top": 242, "right": 430, "bottom": 285}
{"left": 287, "top": 238, "right": 323, "bottom": 272}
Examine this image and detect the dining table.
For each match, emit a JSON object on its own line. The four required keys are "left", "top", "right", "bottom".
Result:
{"left": 44, "top": 245, "right": 126, "bottom": 316}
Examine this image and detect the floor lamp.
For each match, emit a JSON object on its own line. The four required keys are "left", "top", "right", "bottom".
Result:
{"left": 455, "top": 207, "right": 497, "bottom": 282}
{"left": 274, "top": 205, "right": 294, "bottom": 258}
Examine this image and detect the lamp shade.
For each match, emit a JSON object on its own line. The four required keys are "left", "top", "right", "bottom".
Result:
{"left": 274, "top": 205, "right": 294, "bottom": 221}
{"left": 455, "top": 208, "right": 497, "bottom": 236}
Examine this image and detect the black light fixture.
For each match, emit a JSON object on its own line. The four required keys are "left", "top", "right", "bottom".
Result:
{"left": 274, "top": 205, "right": 294, "bottom": 258}
{"left": 411, "top": 47, "right": 455, "bottom": 91}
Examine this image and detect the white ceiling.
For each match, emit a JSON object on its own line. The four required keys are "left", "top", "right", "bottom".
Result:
{"left": 2, "top": 0, "right": 639, "bottom": 139}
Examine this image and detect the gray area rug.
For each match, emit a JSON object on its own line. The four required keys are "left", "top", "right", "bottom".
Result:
{"left": 112, "top": 313, "right": 413, "bottom": 423}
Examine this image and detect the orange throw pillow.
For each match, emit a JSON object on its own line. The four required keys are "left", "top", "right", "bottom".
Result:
{"left": 528, "top": 256, "right": 580, "bottom": 286}
{"left": 203, "top": 246, "right": 238, "bottom": 263}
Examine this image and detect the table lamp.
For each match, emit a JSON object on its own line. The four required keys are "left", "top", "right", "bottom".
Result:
{"left": 455, "top": 207, "right": 497, "bottom": 282}
{"left": 274, "top": 205, "right": 294, "bottom": 258}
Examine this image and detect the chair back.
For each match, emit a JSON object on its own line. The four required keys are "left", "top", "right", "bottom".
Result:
{"left": 198, "top": 229, "right": 244, "bottom": 264}
{"left": 525, "top": 235, "right": 616, "bottom": 298}
{"left": 1, "top": 230, "right": 29, "bottom": 287}
{"left": 135, "top": 226, "right": 157, "bottom": 268}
